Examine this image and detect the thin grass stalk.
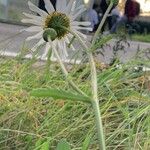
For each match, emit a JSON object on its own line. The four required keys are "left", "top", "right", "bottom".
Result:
{"left": 92, "top": 2, "right": 114, "bottom": 45}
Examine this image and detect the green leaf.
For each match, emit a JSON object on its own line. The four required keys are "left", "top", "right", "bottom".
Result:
{"left": 31, "top": 88, "right": 91, "bottom": 103}
{"left": 40, "top": 141, "right": 49, "bottom": 150}
{"left": 82, "top": 134, "right": 92, "bottom": 150}
{"left": 92, "top": 35, "right": 113, "bottom": 51}
{"left": 35, "top": 139, "right": 42, "bottom": 147}
{"left": 56, "top": 139, "right": 71, "bottom": 150}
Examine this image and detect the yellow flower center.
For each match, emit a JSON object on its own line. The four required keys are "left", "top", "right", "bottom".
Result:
{"left": 44, "top": 12, "right": 70, "bottom": 39}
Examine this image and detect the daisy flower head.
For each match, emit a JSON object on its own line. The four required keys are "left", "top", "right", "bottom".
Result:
{"left": 22, "top": 0, "right": 92, "bottom": 60}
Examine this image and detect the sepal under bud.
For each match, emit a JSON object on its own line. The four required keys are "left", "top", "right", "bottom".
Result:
{"left": 43, "top": 28, "right": 57, "bottom": 42}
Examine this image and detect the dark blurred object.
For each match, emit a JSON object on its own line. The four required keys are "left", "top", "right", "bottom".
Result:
{"left": 125, "top": 0, "right": 140, "bottom": 22}
{"left": 38, "top": 0, "right": 56, "bottom": 11}
{"left": 124, "top": 0, "right": 140, "bottom": 34}
{"left": 120, "top": 20, "right": 150, "bottom": 35}
{"left": 134, "top": 21, "right": 150, "bottom": 34}
{"left": 100, "top": 0, "right": 115, "bottom": 32}
{"left": 93, "top": 4, "right": 100, "bottom": 32}
{"left": 110, "top": 0, "right": 141, "bottom": 34}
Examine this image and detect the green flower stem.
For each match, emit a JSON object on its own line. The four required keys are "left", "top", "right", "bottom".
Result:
{"left": 58, "top": 6, "right": 114, "bottom": 146}
{"left": 48, "top": 38, "right": 86, "bottom": 97}
{"left": 67, "top": 31, "right": 106, "bottom": 150}
{"left": 45, "top": 48, "right": 52, "bottom": 75}
{"left": 92, "top": 2, "right": 114, "bottom": 45}
{"left": 92, "top": 100, "right": 106, "bottom": 149}
{"left": 45, "top": 3, "right": 114, "bottom": 149}
{"left": 48, "top": 27, "right": 105, "bottom": 150}
{"left": 89, "top": 53, "right": 106, "bottom": 150}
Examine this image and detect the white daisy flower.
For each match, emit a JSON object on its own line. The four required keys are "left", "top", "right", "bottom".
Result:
{"left": 22, "top": 0, "right": 92, "bottom": 60}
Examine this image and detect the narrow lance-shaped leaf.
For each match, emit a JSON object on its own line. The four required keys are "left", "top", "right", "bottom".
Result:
{"left": 92, "top": 35, "right": 113, "bottom": 51}
{"left": 82, "top": 134, "right": 92, "bottom": 150}
{"left": 40, "top": 141, "right": 50, "bottom": 150}
{"left": 56, "top": 139, "right": 71, "bottom": 150}
{"left": 31, "top": 88, "right": 91, "bottom": 103}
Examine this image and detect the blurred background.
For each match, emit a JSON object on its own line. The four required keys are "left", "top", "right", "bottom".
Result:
{"left": 0, "top": 0, "right": 150, "bottom": 35}
{"left": 0, "top": 0, "right": 149, "bottom": 22}
{"left": 0, "top": 0, "right": 37, "bottom": 22}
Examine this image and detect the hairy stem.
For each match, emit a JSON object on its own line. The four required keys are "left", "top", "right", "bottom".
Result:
{"left": 89, "top": 52, "right": 106, "bottom": 150}
{"left": 58, "top": 5, "right": 114, "bottom": 147}
{"left": 48, "top": 40, "right": 87, "bottom": 97}
{"left": 70, "top": 32, "right": 106, "bottom": 150}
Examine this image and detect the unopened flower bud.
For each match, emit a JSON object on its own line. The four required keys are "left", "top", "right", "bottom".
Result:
{"left": 43, "top": 28, "right": 57, "bottom": 42}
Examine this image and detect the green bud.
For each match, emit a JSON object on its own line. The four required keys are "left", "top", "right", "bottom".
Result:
{"left": 43, "top": 28, "right": 57, "bottom": 42}
{"left": 106, "top": 0, "right": 119, "bottom": 6}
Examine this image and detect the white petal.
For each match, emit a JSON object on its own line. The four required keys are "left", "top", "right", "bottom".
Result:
{"left": 71, "top": 21, "right": 91, "bottom": 26}
{"left": 57, "top": 40, "right": 62, "bottom": 50}
{"left": 26, "top": 31, "right": 43, "bottom": 41}
{"left": 75, "top": 5, "right": 85, "bottom": 11}
{"left": 65, "top": 35, "right": 75, "bottom": 51}
{"left": 56, "top": 0, "right": 67, "bottom": 12}
{"left": 57, "top": 41, "right": 66, "bottom": 59}
{"left": 28, "top": 1, "right": 48, "bottom": 17}
{"left": 65, "top": 0, "right": 74, "bottom": 14}
{"left": 64, "top": 36, "right": 70, "bottom": 44}
{"left": 23, "top": 12, "right": 44, "bottom": 23}
{"left": 23, "top": 12, "right": 42, "bottom": 19}
{"left": 62, "top": 40, "right": 68, "bottom": 57}
{"left": 74, "top": 5, "right": 85, "bottom": 17}
{"left": 68, "top": 1, "right": 77, "bottom": 17}
{"left": 30, "top": 39, "right": 45, "bottom": 52}
{"left": 71, "top": 45, "right": 75, "bottom": 51}
{"left": 70, "top": 31, "right": 87, "bottom": 49}
{"left": 72, "top": 7, "right": 86, "bottom": 20}
{"left": 70, "top": 5, "right": 85, "bottom": 17}
{"left": 43, "top": 0, "right": 55, "bottom": 13}
{"left": 72, "top": 29, "right": 87, "bottom": 39}
{"left": 73, "top": 26, "right": 92, "bottom": 31}
{"left": 21, "top": 26, "right": 42, "bottom": 32}
{"left": 21, "top": 19, "right": 43, "bottom": 26}
{"left": 71, "top": 1, "right": 76, "bottom": 13}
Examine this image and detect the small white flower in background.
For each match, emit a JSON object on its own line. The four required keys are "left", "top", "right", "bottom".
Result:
{"left": 22, "top": 0, "right": 92, "bottom": 60}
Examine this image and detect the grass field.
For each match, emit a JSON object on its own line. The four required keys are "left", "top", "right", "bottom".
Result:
{"left": 0, "top": 1, "right": 149, "bottom": 149}
{"left": 131, "top": 34, "right": 150, "bottom": 43}
{"left": 0, "top": 56, "right": 149, "bottom": 149}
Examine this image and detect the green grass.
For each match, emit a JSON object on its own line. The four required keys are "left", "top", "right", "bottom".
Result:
{"left": 131, "top": 34, "right": 150, "bottom": 43}
{"left": 0, "top": 57, "right": 150, "bottom": 149}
